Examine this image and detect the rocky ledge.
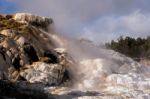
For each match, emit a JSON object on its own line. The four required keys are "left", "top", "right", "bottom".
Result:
{"left": 0, "top": 13, "right": 72, "bottom": 98}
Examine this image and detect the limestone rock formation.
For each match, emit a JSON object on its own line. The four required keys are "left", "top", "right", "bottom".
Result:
{"left": 14, "top": 13, "right": 53, "bottom": 30}
{"left": 0, "top": 13, "right": 69, "bottom": 86}
{"left": 20, "top": 62, "right": 65, "bottom": 85}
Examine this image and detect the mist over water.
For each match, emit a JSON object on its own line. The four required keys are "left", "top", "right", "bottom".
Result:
{"left": 45, "top": 28, "right": 150, "bottom": 93}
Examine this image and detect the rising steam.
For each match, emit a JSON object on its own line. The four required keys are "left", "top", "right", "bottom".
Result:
{"left": 45, "top": 27, "right": 150, "bottom": 92}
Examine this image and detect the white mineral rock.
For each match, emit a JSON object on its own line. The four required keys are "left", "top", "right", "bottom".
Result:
{"left": 20, "top": 62, "right": 65, "bottom": 85}
{"left": 13, "top": 13, "right": 52, "bottom": 28}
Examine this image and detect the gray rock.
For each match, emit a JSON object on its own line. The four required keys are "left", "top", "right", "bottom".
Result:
{"left": 20, "top": 62, "right": 65, "bottom": 85}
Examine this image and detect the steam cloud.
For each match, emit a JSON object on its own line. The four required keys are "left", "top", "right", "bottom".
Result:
{"left": 5, "top": 0, "right": 150, "bottom": 42}
{"left": 81, "top": 11, "right": 150, "bottom": 43}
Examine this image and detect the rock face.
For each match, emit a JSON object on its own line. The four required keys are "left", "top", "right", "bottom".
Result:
{"left": 0, "top": 13, "right": 69, "bottom": 86}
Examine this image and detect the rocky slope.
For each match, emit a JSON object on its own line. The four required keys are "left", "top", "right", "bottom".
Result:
{"left": 0, "top": 13, "right": 72, "bottom": 98}
{"left": 0, "top": 13, "right": 150, "bottom": 99}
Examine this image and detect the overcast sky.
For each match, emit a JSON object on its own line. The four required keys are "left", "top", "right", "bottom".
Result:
{"left": 1, "top": 0, "right": 150, "bottom": 43}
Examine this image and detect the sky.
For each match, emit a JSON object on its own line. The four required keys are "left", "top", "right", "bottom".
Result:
{"left": 0, "top": 0, "right": 16, "bottom": 13}
{"left": 1, "top": 0, "right": 150, "bottom": 43}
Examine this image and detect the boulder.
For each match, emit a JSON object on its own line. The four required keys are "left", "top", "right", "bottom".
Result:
{"left": 20, "top": 62, "right": 65, "bottom": 85}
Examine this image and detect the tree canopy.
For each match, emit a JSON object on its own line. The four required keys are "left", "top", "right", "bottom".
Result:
{"left": 106, "top": 36, "right": 150, "bottom": 60}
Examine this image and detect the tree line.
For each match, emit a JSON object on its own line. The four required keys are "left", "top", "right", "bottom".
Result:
{"left": 106, "top": 36, "right": 150, "bottom": 60}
